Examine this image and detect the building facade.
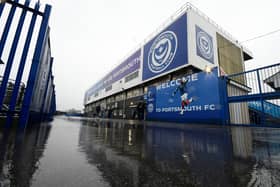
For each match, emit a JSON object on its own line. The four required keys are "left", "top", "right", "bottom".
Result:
{"left": 84, "top": 4, "right": 252, "bottom": 121}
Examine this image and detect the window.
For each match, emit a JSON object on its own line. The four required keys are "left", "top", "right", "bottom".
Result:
{"left": 105, "top": 85, "right": 112, "bottom": 92}
{"left": 127, "top": 88, "right": 142, "bottom": 98}
{"left": 125, "top": 71, "right": 139, "bottom": 83}
{"left": 107, "top": 96, "right": 115, "bottom": 103}
{"left": 116, "top": 93, "right": 125, "bottom": 101}
{"left": 119, "top": 109, "right": 123, "bottom": 116}
{"left": 144, "top": 86, "right": 148, "bottom": 93}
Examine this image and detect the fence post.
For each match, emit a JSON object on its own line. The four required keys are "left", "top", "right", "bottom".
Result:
{"left": 19, "top": 5, "right": 52, "bottom": 129}
{"left": 220, "top": 76, "right": 230, "bottom": 125}
{"left": 40, "top": 57, "right": 53, "bottom": 118}
{"left": 0, "top": 0, "right": 30, "bottom": 110}
{"left": 6, "top": 2, "right": 40, "bottom": 125}
{"left": 256, "top": 69, "right": 265, "bottom": 124}
{"left": 0, "top": 1, "right": 6, "bottom": 18}
{"left": 0, "top": 0, "right": 19, "bottom": 110}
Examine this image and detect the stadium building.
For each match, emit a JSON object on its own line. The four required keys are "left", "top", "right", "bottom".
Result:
{"left": 84, "top": 3, "right": 253, "bottom": 123}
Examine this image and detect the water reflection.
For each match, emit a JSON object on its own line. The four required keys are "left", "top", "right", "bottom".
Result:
{"left": 2, "top": 117, "right": 279, "bottom": 187}
{"left": 248, "top": 128, "right": 280, "bottom": 186}
{"left": 79, "top": 120, "right": 280, "bottom": 187}
{"left": 0, "top": 124, "right": 51, "bottom": 187}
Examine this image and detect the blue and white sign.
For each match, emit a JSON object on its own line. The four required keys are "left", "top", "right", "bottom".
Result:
{"left": 143, "top": 14, "right": 188, "bottom": 80}
{"left": 148, "top": 31, "right": 177, "bottom": 73}
{"left": 86, "top": 49, "right": 141, "bottom": 98}
{"left": 146, "top": 68, "right": 223, "bottom": 123}
{"left": 196, "top": 25, "right": 214, "bottom": 64}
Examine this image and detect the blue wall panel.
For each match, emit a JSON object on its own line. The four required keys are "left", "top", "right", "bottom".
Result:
{"left": 146, "top": 68, "right": 224, "bottom": 123}
{"left": 142, "top": 14, "right": 188, "bottom": 81}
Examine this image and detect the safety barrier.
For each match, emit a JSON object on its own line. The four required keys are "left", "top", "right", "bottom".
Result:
{"left": 225, "top": 63, "right": 280, "bottom": 125}
{"left": 0, "top": 0, "right": 55, "bottom": 128}
{"left": 0, "top": 76, "right": 25, "bottom": 113}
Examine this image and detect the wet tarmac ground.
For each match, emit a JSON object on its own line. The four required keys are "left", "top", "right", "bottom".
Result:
{"left": 1, "top": 116, "right": 280, "bottom": 187}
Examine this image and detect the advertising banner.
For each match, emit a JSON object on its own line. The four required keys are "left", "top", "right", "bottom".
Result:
{"left": 146, "top": 68, "right": 223, "bottom": 123}
{"left": 142, "top": 14, "right": 188, "bottom": 81}
{"left": 86, "top": 49, "right": 141, "bottom": 97}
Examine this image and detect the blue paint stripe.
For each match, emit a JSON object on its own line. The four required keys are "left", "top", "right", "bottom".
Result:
{"left": 51, "top": 77, "right": 56, "bottom": 114}
{"left": 0, "top": 3, "right": 6, "bottom": 19}
{"left": 46, "top": 81, "right": 54, "bottom": 115}
{"left": 19, "top": 5, "right": 52, "bottom": 128}
{"left": 0, "top": 0, "right": 19, "bottom": 57}
{"left": 228, "top": 92, "right": 280, "bottom": 103}
{"left": 0, "top": 0, "right": 30, "bottom": 110}
{"left": 50, "top": 89, "right": 56, "bottom": 115}
{"left": 40, "top": 57, "right": 53, "bottom": 114}
{"left": 228, "top": 63, "right": 280, "bottom": 78}
{"left": 6, "top": 2, "right": 40, "bottom": 126}
{"left": 249, "top": 101, "right": 280, "bottom": 119}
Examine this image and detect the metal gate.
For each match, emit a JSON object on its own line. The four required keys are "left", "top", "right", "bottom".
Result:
{"left": 0, "top": 0, "right": 55, "bottom": 128}
{"left": 225, "top": 63, "right": 280, "bottom": 126}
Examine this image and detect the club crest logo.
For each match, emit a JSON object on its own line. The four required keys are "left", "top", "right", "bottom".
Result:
{"left": 148, "top": 31, "right": 178, "bottom": 73}
{"left": 196, "top": 26, "right": 214, "bottom": 63}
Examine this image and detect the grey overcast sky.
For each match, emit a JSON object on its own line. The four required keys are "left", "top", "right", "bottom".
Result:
{"left": 38, "top": 0, "right": 280, "bottom": 111}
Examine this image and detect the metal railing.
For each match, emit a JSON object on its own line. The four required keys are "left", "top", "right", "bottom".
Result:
{"left": 0, "top": 76, "right": 25, "bottom": 112}
{"left": 227, "top": 63, "right": 280, "bottom": 98}
{"left": 226, "top": 63, "right": 280, "bottom": 125}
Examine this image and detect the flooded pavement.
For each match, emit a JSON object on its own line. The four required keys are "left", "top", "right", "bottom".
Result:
{"left": 1, "top": 117, "right": 280, "bottom": 186}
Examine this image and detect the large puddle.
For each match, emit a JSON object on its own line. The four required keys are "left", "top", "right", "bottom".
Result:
{"left": 0, "top": 117, "right": 280, "bottom": 187}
